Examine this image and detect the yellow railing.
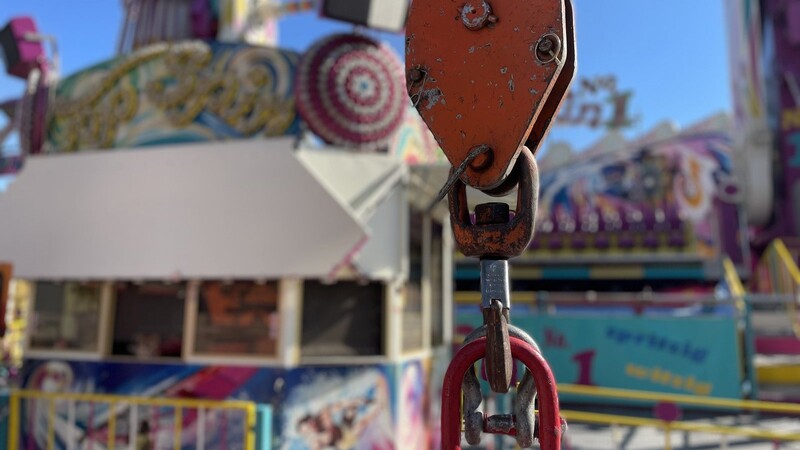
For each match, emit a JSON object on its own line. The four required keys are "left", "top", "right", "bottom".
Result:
{"left": 722, "top": 257, "right": 746, "bottom": 312}
{"left": 559, "top": 384, "right": 800, "bottom": 450}
{"left": 8, "top": 390, "right": 257, "bottom": 450}
{"left": 760, "top": 239, "right": 800, "bottom": 336}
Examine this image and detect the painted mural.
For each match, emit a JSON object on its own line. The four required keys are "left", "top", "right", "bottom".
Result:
{"left": 390, "top": 106, "right": 448, "bottom": 165}
{"left": 19, "top": 358, "right": 444, "bottom": 450}
{"left": 536, "top": 131, "right": 737, "bottom": 257}
{"left": 396, "top": 361, "right": 428, "bottom": 450}
{"left": 47, "top": 41, "right": 300, "bottom": 152}
{"left": 279, "top": 366, "right": 394, "bottom": 450}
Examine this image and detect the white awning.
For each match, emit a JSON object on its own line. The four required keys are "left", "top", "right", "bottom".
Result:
{"left": 298, "top": 148, "right": 409, "bottom": 279}
{"left": 0, "top": 139, "right": 407, "bottom": 280}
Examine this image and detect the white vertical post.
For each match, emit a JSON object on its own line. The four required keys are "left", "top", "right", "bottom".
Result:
{"left": 67, "top": 399, "right": 76, "bottom": 450}
{"left": 385, "top": 281, "right": 402, "bottom": 360}
{"left": 421, "top": 213, "right": 432, "bottom": 351}
{"left": 183, "top": 280, "right": 200, "bottom": 361}
{"left": 441, "top": 215, "right": 454, "bottom": 345}
{"left": 129, "top": 403, "right": 138, "bottom": 450}
{"left": 279, "top": 278, "right": 303, "bottom": 366}
{"left": 197, "top": 407, "right": 206, "bottom": 450}
{"left": 98, "top": 281, "right": 115, "bottom": 357}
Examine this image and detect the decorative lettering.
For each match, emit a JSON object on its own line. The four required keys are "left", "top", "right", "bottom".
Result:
{"left": 572, "top": 350, "right": 596, "bottom": 386}
{"left": 556, "top": 75, "right": 637, "bottom": 130}
{"left": 606, "top": 326, "right": 708, "bottom": 364}
{"left": 625, "top": 363, "right": 712, "bottom": 396}
{"left": 544, "top": 328, "right": 568, "bottom": 348}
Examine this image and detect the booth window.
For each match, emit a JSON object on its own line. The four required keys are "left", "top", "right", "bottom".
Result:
{"left": 29, "top": 282, "right": 102, "bottom": 352}
{"left": 430, "top": 222, "right": 445, "bottom": 347}
{"left": 301, "top": 280, "right": 384, "bottom": 357}
{"left": 195, "top": 281, "right": 279, "bottom": 357}
{"left": 112, "top": 282, "right": 185, "bottom": 358}
{"left": 404, "top": 212, "right": 425, "bottom": 352}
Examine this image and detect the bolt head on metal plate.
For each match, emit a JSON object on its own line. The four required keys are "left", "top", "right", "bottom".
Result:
{"left": 406, "top": 0, "right": 569, "bottom": 190}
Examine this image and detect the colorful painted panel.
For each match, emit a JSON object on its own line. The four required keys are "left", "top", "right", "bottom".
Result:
{"left": 218, "top": 0, "right": 279, "bottom": 46}
{"left": 762, "top": 0, "right": 800, "bottom": 235}
{"left": 725, "top": 0, "right": 767, "bottom": 131}
{"left": 20, "top": 357, "right": 443, "bottom": 450}
{"left": 456, "top": 312, "right": 745, "bottom": 399}
{"left": 47, "top": 41, "right": 299, "bottom": 152}
{"left": 535, "top": 131, "right": 738, "bottom": 258}
{"left": 390, "top": 107, "right": 448, "bottom": 165}
{"left": 279, "top": 366, "right": 395, "bottom": 450}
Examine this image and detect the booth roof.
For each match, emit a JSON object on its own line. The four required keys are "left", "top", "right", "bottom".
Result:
{"left": 0, "top": 139, "right": 407, "bottom": 280}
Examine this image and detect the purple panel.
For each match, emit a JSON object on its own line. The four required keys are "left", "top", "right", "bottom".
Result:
{"left": 618, "top": 232, "right": 636, "bottom": 249}
{"left": 764, "top": 0, "right": 800, "bottom": 235}
{"left": 0, "top": 17, "right": 45, "bottom": 79}
{"left": 717, "top": 200, "right": 745, "bottom": 263}
{"left": 642, "top": 207, "right": 656, "bottom": 229}
{"left": 548, "top": 233, "right": 564, "bottom": 250}
{"left": 571, "top": 233, "right": 588, "bottom": 250}
{"left": 643, "top": 231, "right": 660, "bottom": 249}
{"left": 594, "top": 233, "right": 611, "bottom": 249}
{"left": 191, "top": 0, "right": 218, "bottom": 39}
{"left": 619, "top": 213, "right": 632, "bottom": 232}
{"left": 788, "top": 1, "right": 800, "bottom": 44}
{"left": 668, "top": 231, "right": 686, "bottom": 248}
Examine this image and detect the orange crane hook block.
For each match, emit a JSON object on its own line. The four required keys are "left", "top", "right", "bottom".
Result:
{"left": 406, "top": 0, "right": 576, "bottom": 191}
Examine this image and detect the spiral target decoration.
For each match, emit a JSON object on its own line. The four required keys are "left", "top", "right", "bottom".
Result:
{"left": 295, "top": 33, "right": 406, "bottom": 150}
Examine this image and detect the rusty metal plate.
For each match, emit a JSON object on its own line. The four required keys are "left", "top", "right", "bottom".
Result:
{"left": 406, "top": 0, "right": 568, "bottom": 191}
{"left": 526, "top": 0, "right": 576, "bottom": 153}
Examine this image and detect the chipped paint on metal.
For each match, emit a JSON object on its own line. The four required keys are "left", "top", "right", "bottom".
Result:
{"left": 461, "top": 1, "right": 492, "bottom": 30}
{"left": 423, "top": 89, "right": 444, "bottom": 110}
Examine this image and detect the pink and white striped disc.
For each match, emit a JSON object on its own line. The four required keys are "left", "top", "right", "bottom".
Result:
{"left": 295, "top": 33, "right": 406, "bottom": 150}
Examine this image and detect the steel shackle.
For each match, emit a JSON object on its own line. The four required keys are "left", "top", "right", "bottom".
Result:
{"left": 440, "top": 336, "right": 562, "bottom": 450}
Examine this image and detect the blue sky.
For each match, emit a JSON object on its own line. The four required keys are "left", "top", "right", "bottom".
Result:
{"left": 0, "top": 0, "right": 731, "bottom": 154}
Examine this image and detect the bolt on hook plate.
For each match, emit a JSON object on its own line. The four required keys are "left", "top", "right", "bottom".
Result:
{"left": 406, "top": 0, "right": 574, "bottom": 191}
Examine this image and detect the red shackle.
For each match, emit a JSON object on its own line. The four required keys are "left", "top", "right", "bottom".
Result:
{"left": 441, "top": 336, "right": 562, "bottom": 450}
